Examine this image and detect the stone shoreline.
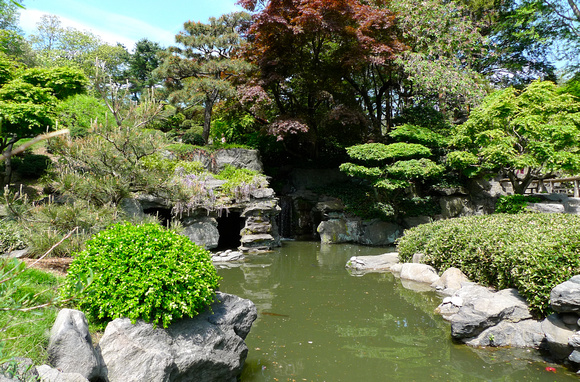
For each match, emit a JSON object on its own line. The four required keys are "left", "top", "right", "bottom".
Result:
{"left": 346, "top": 252, "right": 580, "bottom": 373}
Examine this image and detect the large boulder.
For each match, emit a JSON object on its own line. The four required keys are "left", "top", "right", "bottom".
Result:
{"left": 399, "top": 263, "right": 440, "bottom": 284}
{"left": 98, "top": 292, "right": 257, "bottom": 382}
{"left": 358, "top": 220, "right": 402, "bottom": 246}
{"left": 214, "top": 148, "right": 263, "bottom": 173}
{"left": 47, "top": 309, "right": 103, "bottom": 380}
{"left": 550, "top": 275, "right": 580, "bottom": 313}
{"left": 443, "top": 285, "right": 532, "bottom": 340}
{"left": 181, "top": 216, "right": 220, "bottom": 249}
{"left": 464, "top": 320, "right": 544, "bottom": 348}
{"left": 317, "top": 219, "right": 361, "bottom": 244}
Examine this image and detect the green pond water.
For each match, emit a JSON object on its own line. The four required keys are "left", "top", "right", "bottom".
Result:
{"left": 217, "top": 241, "right": 578, "bottom": 382}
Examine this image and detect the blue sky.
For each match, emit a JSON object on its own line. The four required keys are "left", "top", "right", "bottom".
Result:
{"left": 19, "top": 0, "right": 242, "bottom": 50}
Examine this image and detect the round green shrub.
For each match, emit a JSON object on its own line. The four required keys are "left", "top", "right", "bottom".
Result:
{"left": 61, "top": 223, "right": 220, "bottom": 328}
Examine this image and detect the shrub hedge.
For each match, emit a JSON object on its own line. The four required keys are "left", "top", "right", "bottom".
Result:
{"left": 61, "top": 223, "right": 221, "bottom": 328}
{"left": 397, "top": 214, "right": 580, "bottom": 317}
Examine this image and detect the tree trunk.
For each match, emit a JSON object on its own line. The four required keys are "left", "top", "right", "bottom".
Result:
{"left": 3, "top": 141, "right": 15, "bottom": 188}
{"left": 202, "top": 91, "right": 217, "bottom": 144}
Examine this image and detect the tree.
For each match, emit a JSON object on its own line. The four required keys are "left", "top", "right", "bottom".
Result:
{"left": 447, "top": 81, "right": 580, "bottom": 194}
{"left": 126, "top": 38, "right": 163, "bottom": 100}
{"left": 238, "top": 0, "right": 405, "bottom": 155}
{"left": 0, "top": 54, "right": 87, "bottom": 185}
{"left": 156, "top": 12, "right": 252, "bottom": 144}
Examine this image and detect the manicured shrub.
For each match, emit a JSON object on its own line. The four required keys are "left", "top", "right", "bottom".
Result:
{"left": 61, "top": 223, "right": 220, "bottom": 328}
{"left": 11, "top": 153, "right": 51, "bottom": 178}
{"left": 397, "top": 214, "right": 580, "bottom": 316}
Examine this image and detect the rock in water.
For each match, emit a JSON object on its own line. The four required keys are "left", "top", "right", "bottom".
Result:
{"left": 98, "top": 292, "right": 257, "bottom": 382}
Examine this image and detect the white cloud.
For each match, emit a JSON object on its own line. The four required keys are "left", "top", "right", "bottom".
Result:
{"left": 20, "top": 7, "right": 176, "bottom": 50}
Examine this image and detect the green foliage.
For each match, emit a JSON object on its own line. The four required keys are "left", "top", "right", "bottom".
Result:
{"left": 346, "top": 143, "right": 432, "bottom": 162}
{"left": 48, "top": 124, "right": 169, "bottom": 205}
{"left": 494, "top": 194, "right": 542, "bottom": 214}
{"left": 61, "top": 223, "right": 221, "bottom": 328}
{"left": 216, "top": 165, "right": 268, "bottom": 199}
{"left": 139, "top": 153, "right": 205, "bottom": 176}
{"left": 55, "top": 94, "right": 112, "bottom": 137}
{"left": 398, "top": 196, "right": 441, "bottom": 217}
{"left": 389, "top": 124, "right": 448, "bottom": 147}
{"left": 0, "top": 220, "right": 26, "bottom": 253}
{"left": 449, "top": 81, "right": 580, "bottom": 194}
{"left": 383, "top": 158, "right": 444, "bottom": 180}
{"left": 0, "top": 259, "right": 61, "bottom": 364}
{"left": 313, "top": 183, "right": 395, "bottom": 221}
{"left": 392, "top": 105, "right": 452, "bottom": 131}
{"left": 182, "top": 131, "right": 205, "bottom": 146}
{"left": 19, "top": 67, "right": 88, "bottom": 100}
{"left": 397, "top": 214, "right": 580, "bottom": 316}
{"left": 338, "top": 162, "right": 382, "bottom": 180}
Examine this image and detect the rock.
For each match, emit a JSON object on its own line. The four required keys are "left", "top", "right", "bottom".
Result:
{"left": 431, "top": 267, "right": 470, "bottom": 295}
{"left": 389, "top": 263, "right": 403, "bottom": 274}
{"left": 440, "top": 197, "right": 472, "bottom": 218}
{"left": 551, "top": 275, "right": 580, "bottom": 313}
{"left": 317, "top": 219, "right": 360, "bottom": 244}
{"left": 250, "top": 188, "right": 275, "bottom": 199}
{"left": 316, "top": 198, "right": 345, "bottom": 213}
{"left": 465, "top": 320, "right": 544, "bottom": 348}
{"left": 447, "top": 286, "right": 532, "bottom": 340}
{"left": 119, "top": 198, "right": 145, "bottom": 219}
{"left": 526, "top": 203, "right": 566, "bottom": 214}
{"left": 569, "top": 350, "right": 580, "bottom": 364}
{"left": 47, "top": 309, "right": 103, "bottom": 381}
{"left": 35, "top": 365, "right": 89, "bottom": 382}
{"left": 136, "top": 194, "right": 169, "bottom": 210}
{"left": 345, "top": 253, "right": 399, "bottom": 273}
{"left": 541, "top": 314, "right": 575, "bottom": 360}
{"left": 0, "top": 358, "right": 39, "bottom": 381}
{"left": 214, "top": 148, "right": 263, "bottom": 173}
{"left": 563, "top": 313, "right": 580, "bottom": 325}
{"left": 181, "top": 216, "right": 220, "bottom": 249}
{"left": 212, "top": 250, "right": 245, "bottom": 262}
{"left": 2, "top": 248, "right": 29, "bottom": 258}
{"left": 358, "top": 220, "right": 402, "bottom": 246}
{"left": 98, "top": 292, "right": 257, "bottom": 382}
{"left": 436, "top": 297, "right": 463, "bottom": 320}
{"left": 399, "top": 263, "right": 439, "bottom": 284}
{"left": 411, "top": 253, "right": 424, "bottom": 263}
{"left": 569, "top": 332, "right": 580, "bottom": 348}
{"left": 402, "top": 215, "right": 432, "bottom": 229}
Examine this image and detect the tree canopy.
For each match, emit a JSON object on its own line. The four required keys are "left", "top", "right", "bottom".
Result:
{"left": 448, "top": 80, "right": 580, "bottom": 194}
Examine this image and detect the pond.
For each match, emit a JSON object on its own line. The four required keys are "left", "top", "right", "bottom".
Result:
{"left": 217, "top": 241, "right": 578, "bottom": 382}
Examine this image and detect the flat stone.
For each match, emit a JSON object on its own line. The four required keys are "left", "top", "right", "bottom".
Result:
{"left": 345, "top": 253, "right": 399, "bottom": 273}
{"left": 526, "top": 203, "right": 566, "bottom": 214}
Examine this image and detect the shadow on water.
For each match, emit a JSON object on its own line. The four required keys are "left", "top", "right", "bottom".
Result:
{"left": 217, "top": 241, "right": 578, "bottom": 382}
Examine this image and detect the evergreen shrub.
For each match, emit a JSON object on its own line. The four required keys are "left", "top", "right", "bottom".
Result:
{"left": 61, "top": 223, "right": 220, "bottom": 328}
{"left": 397, "top": 214, "right": 580, "bottom": 316}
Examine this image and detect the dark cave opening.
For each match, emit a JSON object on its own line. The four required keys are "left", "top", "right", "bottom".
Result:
{"left": 216, "top": 211, "right": 243, "bottom": 250}
{"left": 143, "top": 207, "right": 173, "bottom": 227}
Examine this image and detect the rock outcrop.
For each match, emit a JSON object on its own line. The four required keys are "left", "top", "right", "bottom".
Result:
{"left": 46, "top": 292, "right": 257, "bottom": 382}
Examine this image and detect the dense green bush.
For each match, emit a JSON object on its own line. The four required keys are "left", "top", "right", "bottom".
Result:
{"left": 61, "top": 223, "right": 221, "bottom": 328}
{"left": 494, "top": 194, "right": 542, "bottom": 214}
{"left": 0, "top": 220, "right": 26, "bottom": 254}
{"left": 397, "top": 214, "right": 580, "bottom": 316}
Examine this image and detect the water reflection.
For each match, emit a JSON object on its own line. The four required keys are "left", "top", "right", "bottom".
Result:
{"left": 218, "top": 242, "right": 578, "bottom": 381}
